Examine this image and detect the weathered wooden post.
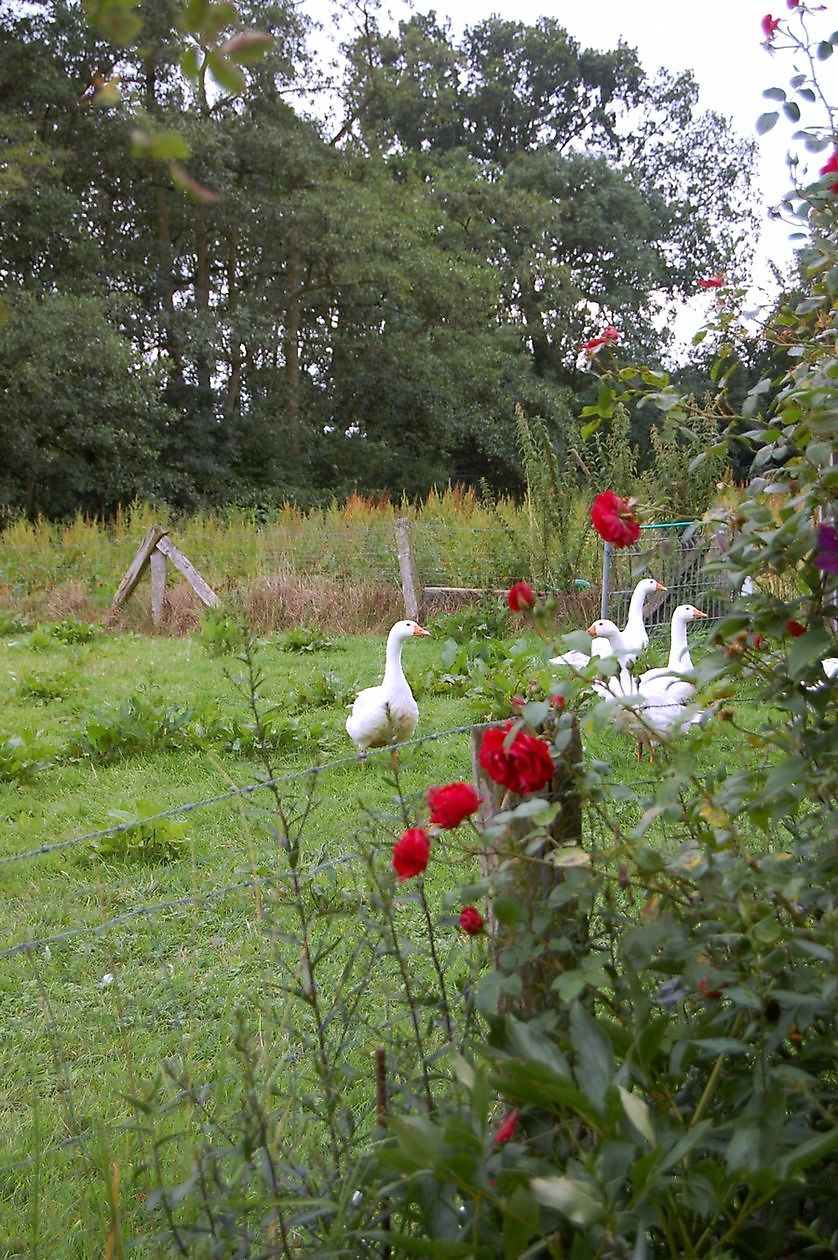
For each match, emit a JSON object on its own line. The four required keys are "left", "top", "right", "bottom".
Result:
{"left": 470, "top": 716, "right": 586, "bottom": 1019}
{"left": 394, "top": 516, "right": 422, "bottom": 622}
{"left": 112, "top": 526, "right": 220, "bottom": 627}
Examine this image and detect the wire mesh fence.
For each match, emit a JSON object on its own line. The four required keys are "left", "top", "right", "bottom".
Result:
{"left": 600, "top": 520, "right": 735, "bottom": 630}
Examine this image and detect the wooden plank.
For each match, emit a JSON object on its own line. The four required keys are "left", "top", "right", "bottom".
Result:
{"left": 149, "top": 549, "right": 167, "bottom": 626}
{"left": 394, "top": 517, "right": 421, "bottom": 622}
{"left": 424, "top": 585, "right": 509, "bottom": 597}
{"left": 155, "top": 536, "right": 220, "bottom": 607}
{"left": 111, "top": 524, "right": 167, "bottom": 611}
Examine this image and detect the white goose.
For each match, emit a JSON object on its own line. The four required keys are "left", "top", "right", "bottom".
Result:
{"left": 550, "top": 577, "right": 667, "bottom": 671}
{"left": 594, "top": 605, "right": 709, "bottom": 755}
{"left": 637, "top": 604, "right": 709, "bottom": 698}
{"left": 346, "top": 619, "right": 430, "bottom": 764}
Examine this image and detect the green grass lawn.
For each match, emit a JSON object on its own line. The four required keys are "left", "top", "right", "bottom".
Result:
{"left": 0, "top": 615, "right": 779, "bottom": 1254}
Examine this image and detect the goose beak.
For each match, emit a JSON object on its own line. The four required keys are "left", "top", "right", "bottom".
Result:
{"left": 693, "top": 609, "right": 709, "bottom": 619}
{"left": 412, "top": 624, "right": 431, "bottom": 636}
{"left": 654, "top": 582, "right": 668, "bottom": 592}
{"left": 585, "top": 623, "right": 598, "bottom": 636}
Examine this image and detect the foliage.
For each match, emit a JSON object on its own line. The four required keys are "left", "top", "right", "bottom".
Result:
{"left": 0, "top": 8, "right": 835, "bottom": 1257}
{"left": 66, "top": 691, "right": 199, "bottom": 762}
{"left": 0, "top": 0, "right": 762, "bottom": 514}
{"left": 0, "top": 730, "right": 55, "bottom": 783}
{"left": 277, "top": 625, "right": 339, "bottom": 653}
{"left": 515, "top": 406, "right": 591, "bottom": 591}
{"left": 94, "top": 800, "right": 189, "bottom": 862}
{"left": 0, "top": 293, "right": 178, "bottom": 520}
{"left": 194, "top": 606, "right": 246, "bottom": 656}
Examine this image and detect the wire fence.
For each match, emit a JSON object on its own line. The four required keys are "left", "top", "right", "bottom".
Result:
{"left": 600, "top": 521, "right": 735, "bottom": 629}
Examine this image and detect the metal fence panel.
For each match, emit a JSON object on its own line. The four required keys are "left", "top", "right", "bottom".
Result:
{"left": 601, "top": 521, "right": 734, "bottom": 629}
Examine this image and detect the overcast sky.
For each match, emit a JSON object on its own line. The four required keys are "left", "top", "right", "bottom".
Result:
{"left": 306, "top": 0, "right": 834, "bottom": 328}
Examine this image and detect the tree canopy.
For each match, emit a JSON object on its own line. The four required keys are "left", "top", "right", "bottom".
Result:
{"left": 0, "top": 0, "right": 763, "bottom": 517}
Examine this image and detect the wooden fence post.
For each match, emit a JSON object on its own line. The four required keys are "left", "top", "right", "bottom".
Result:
{"left": 394, "top": 517, "right": 422, "bottom": 622}
{"left": 470, "top": 716, "right": 586, "bottom": 1020}
{"left": 111, "top": 525, "right": 220, "bottom": 626}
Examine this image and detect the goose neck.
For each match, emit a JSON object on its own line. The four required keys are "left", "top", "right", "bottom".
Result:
{"left": 383, "top": 632, "right": 407, "bottom": 683}
{"left": 627, "top": 584, "right": 649, "bottom": 624}
{"left": 668, "top": 614, "right": 691, "bottom": 670}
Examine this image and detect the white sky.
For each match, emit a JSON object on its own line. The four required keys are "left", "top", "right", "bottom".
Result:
{"left": 305, "top": 0, "right": 834, "bottom": 340}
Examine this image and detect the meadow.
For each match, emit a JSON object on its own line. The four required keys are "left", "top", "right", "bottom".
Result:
{"left": 0, "top": 598, "right": 778, "bottom": 1255}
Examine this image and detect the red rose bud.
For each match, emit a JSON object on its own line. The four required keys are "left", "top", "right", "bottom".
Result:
{"left": 507, "top": 581, "right": 535, "bottom": 612}
{"left": 459, "top": 906, "right": 485, "bottom": 935}
{"left": 428, "top": 782, "right": 480, "bottom": 829}
{"left": 550, "top": 694, "right": 566, "bottom": 709}
{"left": 590, "top": 490, "right": 641, "bottom": 548}
{"left": 785, "top": 620, "right": 806, "bottom": 638}
{"left": 698, "top": 273, "right": 724, "bottom": 289}
{"left": 580, "top": 326, "right": 619, "bottom": 355}
{"left": 494, "top": 1109, "right": 520, "bottom": 1144}
{"left": 392, "top": 827, "right": 430, "bottom": 880}
{"left": 698, "top": 978, "right": 723, "bottom": 1000}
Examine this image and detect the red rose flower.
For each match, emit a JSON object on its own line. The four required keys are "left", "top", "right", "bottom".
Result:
{"left": 392, "top": 827, "right": 430, "bottom": 880}
{"left": 698, "top": 273, "right": 724, "bottom": 289}
{"left": 590, "top": 490, "right": 641, "bottom": 548}
{"left": 785, "top": 619, "right": 806, "bottom": 638}
{"left": 495, "top": 1109, "right": 520, "bottom": 1144}
{"left": 819, "top": 151, "right": 838, "bottom": 194}
{"left": 459, "top": 906, "right": 485, "bottom": 935}
{"left": 787, "top": 0, "right": 800, "bottom": 8}
{"left": 507, "top": 581, "right": 535, "bottom": 613}
{"left": 580, "top": 326, "right": 620, "bottom": 355}
{"left": 550, "top": 693, "right": 566, "bottom": 709}
{"left": 761, "top": 14, "right": 780, "bottom": 37}
{"left": 478, "top": 722, "right": 555, "bottom": 795}
{"left": 428, "top": 782, "right": 480, "bottom": 829}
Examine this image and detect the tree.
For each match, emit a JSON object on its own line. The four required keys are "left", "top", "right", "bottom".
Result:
{"left": 0, "top": 292, "right": 177, "bottom": 519}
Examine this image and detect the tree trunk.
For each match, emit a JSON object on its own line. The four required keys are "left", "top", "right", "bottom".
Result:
{"left": 224, "top": 228, "right": 242, "bottom": 421}
{"left": 285, "top": 240, "right": 302, "bottom": 457}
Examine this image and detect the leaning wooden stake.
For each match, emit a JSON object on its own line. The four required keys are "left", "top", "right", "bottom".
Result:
{"left": 111, "top": 525, "right": 220, "bottom": 626}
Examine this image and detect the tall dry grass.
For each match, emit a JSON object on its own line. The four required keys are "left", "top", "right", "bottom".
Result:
{"left": 2, "top": 491, "right": 586, "bottom": 632}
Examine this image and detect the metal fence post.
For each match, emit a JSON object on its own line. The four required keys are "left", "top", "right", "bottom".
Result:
{"left": 600, "top": 541, "right": 612, "bottom": 620}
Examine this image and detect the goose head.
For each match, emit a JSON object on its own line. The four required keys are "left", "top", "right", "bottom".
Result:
{"left": 636, "top": 577, "right": 667, "bottom": 597}
{"left": 389, "top": 619, "right": 430, "bottom": 642}
{"left": 586, "top": 618, "right": 625, "bottom": 646}
{"left": 675, "top": 604, "right": 708, "bottom": 622}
